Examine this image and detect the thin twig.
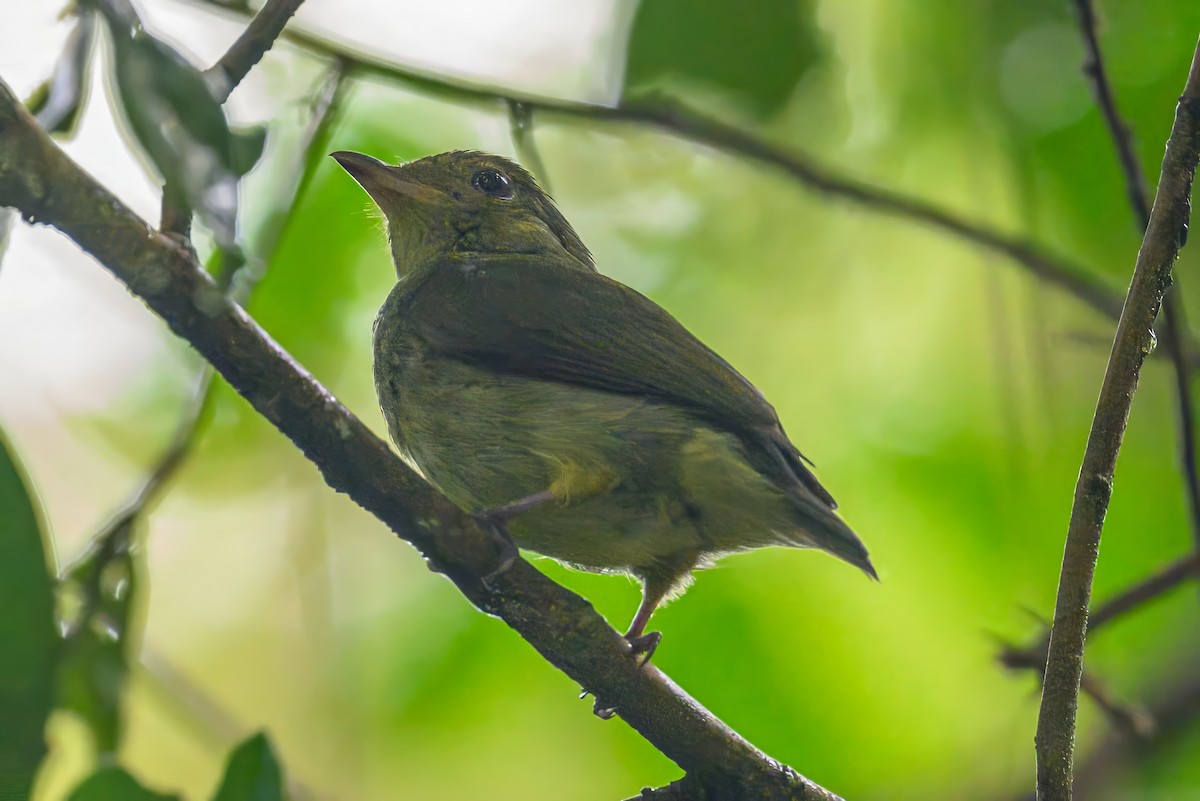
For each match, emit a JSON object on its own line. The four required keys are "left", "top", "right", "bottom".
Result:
{"left": 0, "top": 78, "right": 842, "bottom": 801}
{"left": 1000, "top": 550, "right": 1200, "bottom": 672}
{"left": 182, "top": 0, "right": 1129, "bottom": 324}
{"left": 1073, "top": 0, "right": 1153, "bottom": 226}
{"left": 1160, "top": 299, "right": 1200, "bottom": 544}
{"left": 1074, "top": 0, "right": 1200, "bottom": 553}
{"left": 1000, "top": 651, "right": 1154, "bottom": 740}
{"left": 206, "top": 0, "right": 307, "bottom": 102}
{"left": 1034, "top": 40, "right": 1200, "bottom": 801}
{"left": 1001, "top": 552, "right": 1200, "bottom": 669}
{"left": 507, "top": 100, "right": 553, "bottom": 194}
{"left": 1077, "top": 672, "right": 1155, "bottom": 737}
{"left": 1088, "top": 551, "right": 1200, "bottom": 631}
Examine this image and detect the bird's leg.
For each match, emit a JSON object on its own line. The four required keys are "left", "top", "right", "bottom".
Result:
{"left": 478, "top": 488, "right": 556, "bottom": 523}
{"left": 623, "top": 577, "right": 674, "bottom": 664}
{"left": 581, "top": 577, "right": 675, "bottom": 717}
{"left": 474, "top": 462, "right": 619, "bottom": 577}
{"left": 470, "top": 489, "right": 556, "bottom": 580}
{"left": 625, "top": 548, "right": 700, "bottom": 664}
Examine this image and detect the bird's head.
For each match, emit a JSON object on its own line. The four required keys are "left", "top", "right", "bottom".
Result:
{"left": 332, "top": 149, "right": 593, "bottom": 276}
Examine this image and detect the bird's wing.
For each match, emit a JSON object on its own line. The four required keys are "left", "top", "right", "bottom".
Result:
{"left": 402, "top": 254, "right": 838, "bottom": 509}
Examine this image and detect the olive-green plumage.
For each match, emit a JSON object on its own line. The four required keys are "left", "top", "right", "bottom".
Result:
{"left": 333, "top": 149, "right": 874, "bottom": 650}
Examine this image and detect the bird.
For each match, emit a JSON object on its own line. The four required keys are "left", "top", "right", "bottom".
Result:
{"left": 333, "top": 149, "right": 875, "bottom": 657}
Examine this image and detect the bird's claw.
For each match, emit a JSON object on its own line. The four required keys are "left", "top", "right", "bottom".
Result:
{"left": 592, "top": 699, "right": 617, "bottom": 719}
{"left": 625, "top": 631, "right": 662, "bottom": 667}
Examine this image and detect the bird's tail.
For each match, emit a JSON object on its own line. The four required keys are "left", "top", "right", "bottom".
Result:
{"left": 785, "top": 502, "right": 877, "bottom": 580}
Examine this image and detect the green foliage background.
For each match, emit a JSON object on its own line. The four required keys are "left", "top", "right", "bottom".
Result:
{"left": 4, "top": 1, "right": 1200, "bottom": 799}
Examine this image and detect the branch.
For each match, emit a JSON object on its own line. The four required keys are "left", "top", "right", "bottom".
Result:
{"left": 1073, "top": 0, "right": 1200, "bottom": 555}
{"left": 1012, "top": 663, "right": 1200, "bottom": 801}
{"left": 206, "top": 0, "right": 307, "bottom": 102}
{"left": 183, "top": 0, "right": 1129, "bottom": 324}
{"left": 1034, "top": 39, "right": 1200, "bottom": 801}
{"left": 0, "top": 79, "right": 841, "bottom": 801}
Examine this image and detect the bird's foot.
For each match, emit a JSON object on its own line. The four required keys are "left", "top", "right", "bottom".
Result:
{"left": 471, "top": 489, "right": 557, "bottom": 582}
{"left": 625, "top": 631, "right": 662, "bottom": 666}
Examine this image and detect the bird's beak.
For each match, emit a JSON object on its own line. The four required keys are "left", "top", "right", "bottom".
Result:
{"left": 330, "top": 151, "right": 444, "bottom": 204}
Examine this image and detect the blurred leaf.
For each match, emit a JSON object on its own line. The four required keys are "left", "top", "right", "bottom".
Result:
{"left": 211, "top": 732, "right": 285, "bottom": 801}
{"left": 0, "top": 429, "right": 57, "bottom": 800}
{"left": 26, "top": 10, "right": 97, "bottom": 136}
{"left": 86, "top": 0, "right": 264, "bottom": 247}
{"left": 57, "top": 517, "right": 141, "bottom": 755}
{"left": 0, "top": 11, "right": 98, "bottom": 273}
{"left": 67, "top": 765, "right": 178, "bottom": 801}
{"left": 621, "top": 0, "right": 822, "bottom": 119}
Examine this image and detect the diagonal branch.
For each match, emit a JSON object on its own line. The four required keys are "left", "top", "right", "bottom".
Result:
{"left": 1034, "top": 38, "right": 1200, "bottom": 801}
{"left": 1073, "top": 0, "right": 1200, "bottom": 555}
{"left": 184, "top": 0, "right": 1128, "bottom": 324}
{"left": 206, "top": 0, "right": 308, "bottom": 102}
{"left": 0, "top": 78, "right": 841, "bottom": 801}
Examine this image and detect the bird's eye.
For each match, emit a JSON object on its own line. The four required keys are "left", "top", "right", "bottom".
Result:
{"left": 471, "top": 169, "right": 513, "bottom": 199}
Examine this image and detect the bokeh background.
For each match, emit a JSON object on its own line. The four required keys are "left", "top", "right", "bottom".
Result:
{"left": 2, "top": 0, "right": 1200, "bottom": 799}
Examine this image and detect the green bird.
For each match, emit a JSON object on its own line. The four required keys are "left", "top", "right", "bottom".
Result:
{"left": 333, "top": 149, "right": 875, "bottom": 655}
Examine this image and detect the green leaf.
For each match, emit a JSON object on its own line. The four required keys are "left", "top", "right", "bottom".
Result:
{"left": 67, "top": 766, "right": 178, "bottom": 801}
{"left": 57, "top": 517, "right": 140, "bottom": 755}
{"left": 621, "top": 0, "right": 823, "bottom": 119}
{"left": 26, "top": 11, "right": 96, "bottom": 136}
{"left": 211, "top": 732, "right": 284, "bottom": 801}
{"left": 0, "top": 428, "right": 57, "bottom": 801}
{"left": 86, "top": 0, "right": 264, "bottom": 247}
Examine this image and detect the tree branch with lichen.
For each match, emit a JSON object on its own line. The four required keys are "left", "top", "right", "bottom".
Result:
{"left": 0, "top": 77, "right": 842, "bottom": 801}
